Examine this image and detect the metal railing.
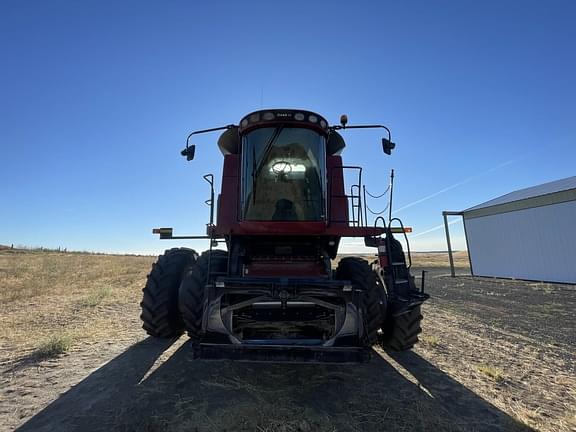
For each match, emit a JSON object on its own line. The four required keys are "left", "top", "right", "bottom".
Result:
{"left": 329, "top": 166, "right": 393, "bottom": 228}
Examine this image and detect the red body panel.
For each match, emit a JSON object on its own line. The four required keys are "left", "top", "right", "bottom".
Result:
{"left": 216, "top": 154, "right": 239, "bottom": 234}
{"left": 246, "top": 259, "right": 326, "bottom": 277}
{"left": 327, "top": 155, "right": 349, "bottom": 227}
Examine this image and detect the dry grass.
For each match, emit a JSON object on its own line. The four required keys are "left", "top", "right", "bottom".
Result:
{"left": 80, "top": 285, "right": 113, "bottom": 307}
{"left": 417, "top": 305, "right": 576, "bottom": 432}
{"left": 0, "top": 251, "right": 155, "bottom": 354}
{"left": 476, "top": 364, "right": 506, "bottom": 383}
{"left": 411, "top": 251, "right": 470, "bottom": 269}
{"left": 1, "top": 249, "right": 574, "bottom": 432}
{"left": 420, "top": 334, "right": 441, "bottom": 348}
{"left": 35, "top": 334, "right": 73, "bottom": 359}
{"left": 336, "top": 251, "right": 470, "bottom": 270}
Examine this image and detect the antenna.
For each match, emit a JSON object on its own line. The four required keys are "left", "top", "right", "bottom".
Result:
{"left": 388, "top": 169, "right": 395, "bottom": 223}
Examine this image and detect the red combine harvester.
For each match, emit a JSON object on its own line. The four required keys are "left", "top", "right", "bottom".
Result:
{"left": 141, "top": 109, "right": 428, "bottom": 362}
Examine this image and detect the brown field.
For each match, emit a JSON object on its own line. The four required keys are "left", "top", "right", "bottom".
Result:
{"left": 1, "top": 248, "right": 575, "bottom": 432}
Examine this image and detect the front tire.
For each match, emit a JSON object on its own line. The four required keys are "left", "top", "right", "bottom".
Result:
{"left": 335, "top": 257, "right": 386, "bottom": 347}
{"left": 179, "top": 250, "right": 228, "bottom": 341}
{"left": 140, "top": 248, "right": 197, "bottom": 338}
{"left": 380, "top": 305, "right": 423, "bottom": 351}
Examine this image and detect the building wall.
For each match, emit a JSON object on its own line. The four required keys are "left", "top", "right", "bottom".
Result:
{"left": 464, "top": 200, "right": 576, "bottom": 283}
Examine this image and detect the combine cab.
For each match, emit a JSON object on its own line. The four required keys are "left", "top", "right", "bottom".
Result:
{"left": 140, "top": 109, "right": 429, "bottom": 362}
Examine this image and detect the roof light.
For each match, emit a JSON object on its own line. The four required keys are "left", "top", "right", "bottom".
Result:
{"left": 238, "top": 110, "right": 330, "bottom": 133}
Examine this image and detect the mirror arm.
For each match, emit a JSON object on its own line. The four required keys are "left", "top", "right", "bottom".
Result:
{"left": 185, "top": 124, "right": 236, "bottom": 148}
{"left": 330, "top": 124, "right": 394, "bottom": 154}
{"left": 330, "top": 124, "right": 392, "bottom": 142}
{"left": 182, "top": 124, "right": 237, "bottom": 157}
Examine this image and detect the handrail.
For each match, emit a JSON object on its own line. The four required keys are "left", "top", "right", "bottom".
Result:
{"left": 329, "top": 165, "right": 363, "bottom": 227}
{"left": 366, "top": 202, "right": 389, "bottom": 216}
{"left": 203, "top": 174, "right": 215, "bottom": 226}
{"left": 365, "top": 185, "right": 390, "bottom": 199}
{"left": 388, "top": 217, "right": 412, "bottom": 269}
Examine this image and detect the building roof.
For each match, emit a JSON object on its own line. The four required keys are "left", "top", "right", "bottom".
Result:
{"left": 463, "top": 176, "right": 576, "bottom": 216}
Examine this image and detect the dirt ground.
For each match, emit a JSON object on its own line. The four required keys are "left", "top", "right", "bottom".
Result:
{"left": 1, "top": 249, "right": 575, "bottom": 431}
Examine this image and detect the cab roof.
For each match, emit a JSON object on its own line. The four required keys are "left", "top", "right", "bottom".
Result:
{"left": 217, "top": 109, "right": 345, "bottom": 156}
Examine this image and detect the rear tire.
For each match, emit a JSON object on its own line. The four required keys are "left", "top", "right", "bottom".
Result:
{"left": 335, "top": 257, "right": 386, "bottom": 346}
{"left": 380, "top": 305, "right": 423, "bottom": 351}
{"left": 179, "top": 250, "right": 228, "bottom": 341}
{"left": 140, "top": 248, "right": 197, "bottom": 338}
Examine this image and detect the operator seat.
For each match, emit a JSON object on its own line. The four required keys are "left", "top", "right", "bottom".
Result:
{"left": 272, "top": 199, "right": 298, "bottom": 220}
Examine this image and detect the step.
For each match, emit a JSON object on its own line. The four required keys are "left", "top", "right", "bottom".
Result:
{"left": 394, "top": 278, "right": 409, "bottom": 284}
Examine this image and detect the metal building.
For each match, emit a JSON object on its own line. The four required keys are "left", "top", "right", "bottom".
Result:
{"left": 443, "top": 176, "right": 576, "bottom": 283}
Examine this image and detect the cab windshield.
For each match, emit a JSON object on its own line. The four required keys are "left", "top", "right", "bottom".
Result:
{"left": 242, "top": 127, "right": 326, "bottom": 221}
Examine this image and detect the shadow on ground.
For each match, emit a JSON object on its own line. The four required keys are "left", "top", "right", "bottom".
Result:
{"left": 17, "top": 338, "right": 532, "bottom": 432}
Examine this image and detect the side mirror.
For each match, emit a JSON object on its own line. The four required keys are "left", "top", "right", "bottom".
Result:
{"left": 382, "top": 138, "right": 396, "bottom": 155}
{"left": 180, "top": 145, "right": 196, "bottom": 161}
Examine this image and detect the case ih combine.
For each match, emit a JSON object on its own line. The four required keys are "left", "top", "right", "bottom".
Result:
{"left": 140, "top": 109, "right": 428, "bottom": 362}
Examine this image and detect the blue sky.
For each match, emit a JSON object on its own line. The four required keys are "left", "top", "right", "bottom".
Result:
{"left": 1, "top": 0, "right": 575, "bottom": 254}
